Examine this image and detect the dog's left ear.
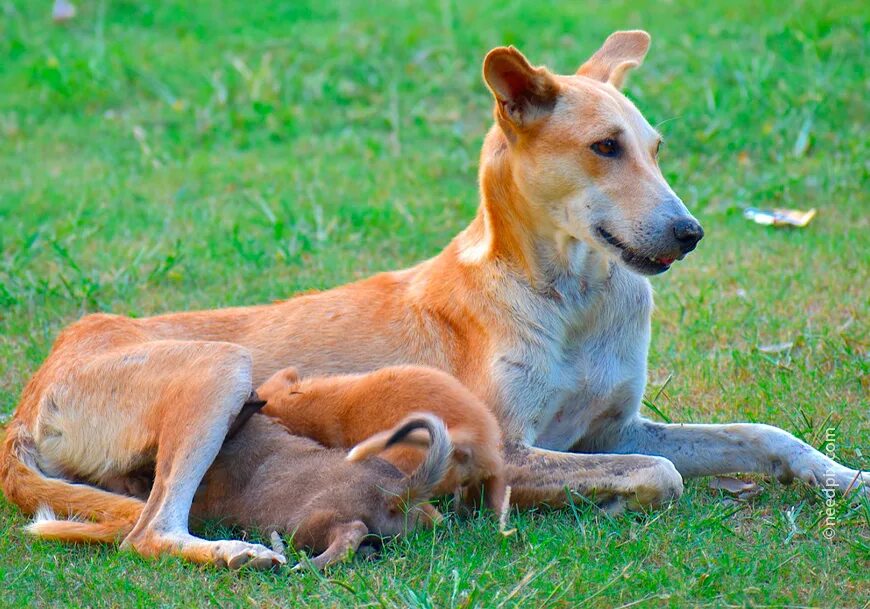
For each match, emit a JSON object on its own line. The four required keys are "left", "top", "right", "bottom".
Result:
{"left": 577, "top": 30, "right": 651, "bottom": 89}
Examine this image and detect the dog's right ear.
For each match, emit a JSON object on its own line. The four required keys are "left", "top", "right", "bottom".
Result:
{"left": 576, "top": 30, "right": 651, "bottom": 89}
{"left": 483, "top": 47, "right": 559, "bottom": 133}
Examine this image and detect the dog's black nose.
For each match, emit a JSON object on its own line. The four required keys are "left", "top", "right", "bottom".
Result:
{"left": 673, "top": 218, "right": 704, "bottom": 253}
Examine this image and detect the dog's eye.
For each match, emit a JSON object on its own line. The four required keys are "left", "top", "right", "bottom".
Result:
{"left": 655, "top": 140, "right": 663, "bottom": 157}
{"left": 590, "top": 138, "right": 620, "bottom": 158}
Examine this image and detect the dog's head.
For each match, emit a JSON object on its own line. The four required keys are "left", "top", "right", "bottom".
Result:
{"left": 482, "top": 31, "right": 702, "bottom": 275}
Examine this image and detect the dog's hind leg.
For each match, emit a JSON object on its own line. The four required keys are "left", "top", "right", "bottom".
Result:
{"left": 504, "top": 442, "right": 683, "bottom": 511}
{"left": 613, "top": 418, "right": 868, "bottom": 497}
{"left": 27, "top": 338, "right": 284, "bottom": 568}
{"left": 12, "top": 339, "right": 283, "bottom": 566}
{"left": 103, "top": 340, "right": 285, "bottom": 569}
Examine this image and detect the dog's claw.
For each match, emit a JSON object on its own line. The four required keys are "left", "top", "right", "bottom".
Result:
{"left": 222, "top": 541, "right": 286, "bottom": 570}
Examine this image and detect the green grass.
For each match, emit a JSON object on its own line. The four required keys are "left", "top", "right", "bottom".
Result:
{"left": 1, "top": 0, "right": 868, "bottom": 607}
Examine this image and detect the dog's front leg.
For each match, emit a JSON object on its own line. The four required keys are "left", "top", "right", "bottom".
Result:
{"left": 614, "top": 418, "right": 867, "bottom": 496}
{"left": 503, "top": 441, "right": 683, "bottom": 511}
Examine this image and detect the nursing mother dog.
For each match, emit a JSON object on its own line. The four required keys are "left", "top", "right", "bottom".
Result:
{"left": 2, "top": 30, "right": 866, "bottom": 568}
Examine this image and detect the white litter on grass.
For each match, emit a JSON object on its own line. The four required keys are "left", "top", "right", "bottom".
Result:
{"left": 758, "top": 342, "right": 793, "bottom": 354}
{"left": 709, "top": 476, "right": 762, "bottom": 500}
{"left": 52, "top": 0, "right": 77, "bottom": 22}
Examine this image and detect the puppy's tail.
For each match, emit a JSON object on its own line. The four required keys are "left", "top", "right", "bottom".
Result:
{"left": 397, "top": 414, "right": 453, "bottom": 502}
{"left": 347, "top": 413, "right": 453, "bottom": 502}
{"left": 0, "top": 421, "right": 144, "bottom": 543}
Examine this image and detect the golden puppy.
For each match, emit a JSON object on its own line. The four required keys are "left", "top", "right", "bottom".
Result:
{"left": 257, "top": 365, "right": 505, "bottom": 511}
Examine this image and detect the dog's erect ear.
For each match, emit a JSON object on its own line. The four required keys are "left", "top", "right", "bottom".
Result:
{"left": 483, "top": 46, "right": 559, "bottom": 130}
{"left": 577, "top": 30, "right": 651, "bottom": 89}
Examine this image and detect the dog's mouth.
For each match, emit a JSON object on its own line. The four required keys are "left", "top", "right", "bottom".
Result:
{"left": 595, "top": 227, "right": 677, "bottom": 275}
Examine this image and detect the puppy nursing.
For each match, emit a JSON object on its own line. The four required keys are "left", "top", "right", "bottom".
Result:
{"left": 256, "top": 365, "right": 506, "bottom": 511}
{"left": 29, "top": 410, "right": 454, "bottom": 570}
{"left": 192, "top": 412, "right": 452, "bottom": 569}
{"left": 19, "top": 365, "right": 503, "bottom": 570}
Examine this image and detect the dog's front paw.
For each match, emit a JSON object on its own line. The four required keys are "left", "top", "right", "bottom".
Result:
{"left": 792, "top": 459, "right": 868, "bottom": 499}
{"left": 830, "top": 468, "right": 869, "bottom": 498}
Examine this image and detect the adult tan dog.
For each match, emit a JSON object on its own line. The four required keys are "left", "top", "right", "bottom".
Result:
{"left": 1, "top": 30, "right": 866, "bottom": 568}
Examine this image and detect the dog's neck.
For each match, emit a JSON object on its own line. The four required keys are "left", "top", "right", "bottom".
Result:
{"left": 458, "top": 126, "right": 612, "bottom": 292}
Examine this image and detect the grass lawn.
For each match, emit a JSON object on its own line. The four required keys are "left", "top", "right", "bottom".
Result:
{"left": 1, "top": 0, "right": 868, "bottom": 607}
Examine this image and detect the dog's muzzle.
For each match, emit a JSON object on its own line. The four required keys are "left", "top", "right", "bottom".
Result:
{"left": 672, "top": 218, "right": 704, "bottom": 254}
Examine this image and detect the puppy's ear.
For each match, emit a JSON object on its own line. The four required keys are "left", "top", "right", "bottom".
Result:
{"left": 483, "top": 46, "right": 559, "bottom": 132}
{"left": 576, "top": 30, "right": 651, "bottom": 89}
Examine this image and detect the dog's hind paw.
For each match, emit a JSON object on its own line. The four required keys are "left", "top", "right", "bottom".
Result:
{"left": 217, "top": 540, "right": 286, "bottom": 570}
{"left": 122, "top": 531, "right": 287, "bottom": 569}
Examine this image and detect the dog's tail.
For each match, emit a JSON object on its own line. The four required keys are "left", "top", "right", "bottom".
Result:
{"left": 347, "top": 413, "right": 453, "bottom": 502}
{"left": 0, "top": 422, "right": 144, "bottom": 543}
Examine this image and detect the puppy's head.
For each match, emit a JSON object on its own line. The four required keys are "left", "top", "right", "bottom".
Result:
{"left": 255, "top": 367, "right": 301, "bottom": 402}
{"left": 483, "top": 31, "right": 703, "bottom": 275}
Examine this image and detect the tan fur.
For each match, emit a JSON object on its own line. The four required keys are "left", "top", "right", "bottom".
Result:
{"left": 2, "top": 30, "right": 865, "bottom": 567}
{"left": 2, "top": 422, "right": 145, "bottom": 540}
{"left": 256, "top": 365, "right": 505, "bottom": 510}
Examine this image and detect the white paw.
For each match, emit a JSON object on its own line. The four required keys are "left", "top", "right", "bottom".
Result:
{"left": 834, "top": 469, "right": 869, "bottom": 497}
{"left": 216, "top": 540, "right": 286, "bottom": 570}
{"left": 796, "top": 461, "right": 869, "bottom": 498}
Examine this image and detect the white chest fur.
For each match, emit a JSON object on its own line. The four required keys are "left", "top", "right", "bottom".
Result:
{"left": 491, "top": 261, "right": 652, "bottom": 451}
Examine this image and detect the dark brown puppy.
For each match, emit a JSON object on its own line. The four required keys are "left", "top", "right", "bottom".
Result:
{"left": 190, "top": 412, "right": 452, "bottom": 569}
